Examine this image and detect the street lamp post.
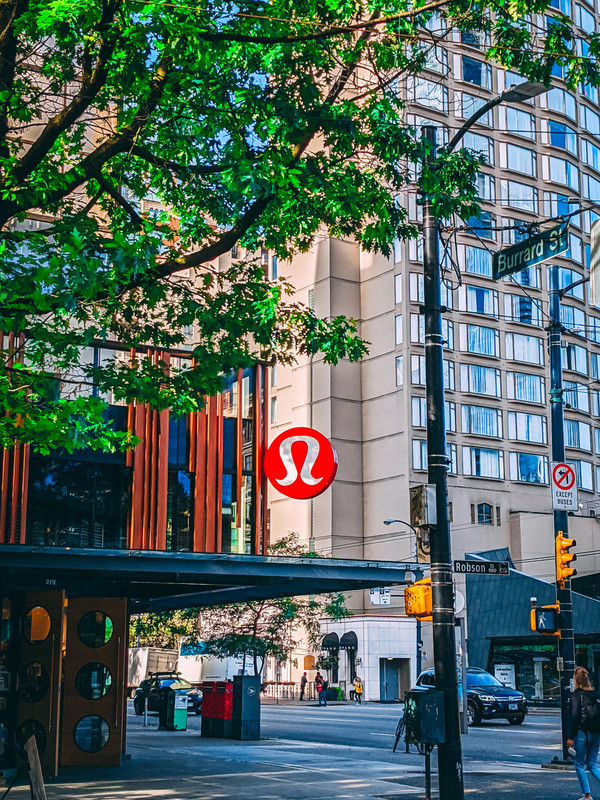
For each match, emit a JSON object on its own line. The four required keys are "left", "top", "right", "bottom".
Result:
{"left": 383, "top": 518, "right": 423, "bottom": 676}
{"left": 420, "top": 80, "right": 548, "bottom": 800}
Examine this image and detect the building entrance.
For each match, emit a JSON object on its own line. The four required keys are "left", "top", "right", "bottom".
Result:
{"left": 379, "top": 658, "right": 410, "bottom": 702}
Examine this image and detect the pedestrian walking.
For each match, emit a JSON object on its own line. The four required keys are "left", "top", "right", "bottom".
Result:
{"left": 315, "top": 672, "right": 327, "bottom": 706}
{"left": 299, "top": 672, "right": 308, "bottom": 701}
{"left": 353, "top": 676, "right": 363, "bottom": 705}
{"left": 567, "top": 666, "right": 600, "bottom": 800}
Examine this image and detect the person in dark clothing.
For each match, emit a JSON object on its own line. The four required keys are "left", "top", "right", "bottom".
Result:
{"left": 567, "top": 666, "right": 600, "bottom": 800}
{"left": 299, "top": 672, "right": 308, "bottom": 701}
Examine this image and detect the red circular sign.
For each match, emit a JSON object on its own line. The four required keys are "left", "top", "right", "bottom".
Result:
{"left": 264, "top": 427, "right": 338, "bottom": 499}
{"left": 553, "top": 463, "right": 575, "bottom": 491}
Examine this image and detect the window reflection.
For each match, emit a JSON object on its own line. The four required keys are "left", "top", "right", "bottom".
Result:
{"left": 73, "top": 715, "right": 110, "bottom": 753}
{"left": 23, "top": 607, "right": 51, "bottom": 645}
{"left": 75, "top": 663, "right": 112, "bottom": 700}
{"left": 78, "top": 612, "right": 113, "bottom": 648}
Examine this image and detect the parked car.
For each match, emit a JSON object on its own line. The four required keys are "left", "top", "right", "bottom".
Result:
{"left": 133, "top": 672, "right": 202, "bottom": 715}
{"left": 415, "top": 667, "right": 527, "bottom": 726}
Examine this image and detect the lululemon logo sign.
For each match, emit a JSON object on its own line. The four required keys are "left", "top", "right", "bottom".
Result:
{"left": 264, "top": 427, "right": 338, "bottom": 499}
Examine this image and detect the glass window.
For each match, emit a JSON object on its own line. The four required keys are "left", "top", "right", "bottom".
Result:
{"left": 547, "top": 120, "right": 578, "bottom": 155}
{"left": 580, "top": 104, "right": 600, "bottom": 138}
{"left": 564, "top": 381, "right": 590, "bottom": 412}
{"left": 589, "top": 317, "right": 600, "bottom": 342}
{"left": 560, "top": 304, "right": 586, "bottom": 335}
{"left": 542, "top": 192, "right": 572, "bottom": 219}
{"left": 73, "top": 716, "right": 110, "bottom": 753}
{"left": 446, "top": 401, "right": 457, "bottom": 432}
{"left": 394, "top": 274, "right": 403, "bottom": 303}
{"left": 460, "top": 324, "right": 500, "bottom": 357}
{"left": 461, "top": 245, "right": 492, "bottom": 277}
{"left": 595, "top": 427, "right": 600, "bottom": 453}
{"left": 413, "top": 439, "right": 428, "bottom": 470}
{"left": 544, "top": 156, "right": 579, "bottom": 190}
{"left": 410, "top": 272, "right": 423, "bottom": 303}
{"left": 565, "top": 419, "right": 592, "bottom": 450}
{"left": 555, "top": 267, "right": 585, "bottom": 300}
{"left": 459, "top": 92, "right": 493, "bottom": 126}
{"left": 575, "top": 4, "right": 595, "bottom": 31}
{"left": 502, "top": 143, "right": 536, "bottom": 176}
{"left": 567, "top": 459, "right": 594, "bottom": 490}
{"left": 75, "top": 663, "right": 112, "bottom": 700}
{"left": 506, "top": 372, "right": 545, "bottom": 404}
{"left": 592, "top": 390, "right": 600, "bottom": 416}
{"left": 507, "top": 411, "right": 547, "bottom": 443}
{"left": 476, "top": 172, "right": 495, "bottom": 202}
{"left": 550, "top": 0, "right": 570, "bottom": 13}
{"left": 410, "top": 313, "right": 424, "bottom": 344}
{"left": 166, "top": 469, "right": 193, "bottom": 552}
{"left": 461, "top": 29, "right": 485, "bottom": 48}
{"left": 23, "top": 607, "right": 51, "bottom": 645}
{"left": 78, "top": 612, "right": 114, "bottom": 649}
{"left": 583, "top": 172, "right": 600, "bottom": 201}
{"left": 465, "top": 285, "right": 498, "bottom": 316}
{"left": 395, "top": 314, "right": 403, "bottom": 345}
{"left": 407, "top": 77, "right": 448, "bottom": 113}
{"left": 270, "top": 397, "right": 277, "bottom": 423}
{"left": 411, "top": 355, "right": 426, "bottom": 386}
{"left": 462, "top": 56, "right": 492, "bottom": 89}
{"left": 500, "top": 180, "right": 537, "bottom": 212}
{"left": 396, "top": 355, "right": 403, "bottom": 387}
{"left": 461, "top": 405, "right": 502, "bottom": 437}
{"left": 424, "top": 46, "right": 448, "bottom": 75}
{"left": 504, "top": 106, "right": 536, "bottom": 140}
{"left": 509, "top": 452, "right": 548, "bottom": 483}
{"left": 18, "top": 663, "right": 50, "bottom": 703}
{"left": 505, "top": 265, "right": 541, "bottom": 289}
{"left": 444, "top": 360, "right": 455, "bottom": 391}
{"left": 477, "top": 503, "right": 493, "bottom": 524}
{"left": 505, "top": 333, "right": 544, "bottom": 365}
{"left": 412, "top": 396, "right": 426, "bottom": 428}
{"left": 464, "top": 211, "right": 495, "bottom": 240}
{"left": 447, "top": 443, "right": 458, "bottom": 474}
{"left": 463, "top": 132, "right": 494, "bottom": 165}
{"left": 504, "top": 294, "right": 542, "bottom": 326}
{"left": 542, "top": 87, "right": 577, "bottom": 120}
{"left": 460, "top": 364, "right": 502, "bottom": 396}
{"left": 462, "top": 446, "right": 504, "bottom": 478}
{"left": 562, "top": 343, "right": 588, "bottom": 375}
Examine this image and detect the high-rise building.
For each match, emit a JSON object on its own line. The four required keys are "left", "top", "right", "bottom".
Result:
{"left": 268, "top": 11, "right": 600, "bottom": 702}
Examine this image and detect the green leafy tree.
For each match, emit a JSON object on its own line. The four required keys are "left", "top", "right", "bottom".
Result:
{"left": 129, "top": 533, "right": 351, "bottom": 673}
{"left": 1, "top": 0, "right": 598, "bottom": 451}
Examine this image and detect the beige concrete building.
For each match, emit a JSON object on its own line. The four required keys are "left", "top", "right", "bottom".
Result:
{"left": 267, "top": 11, "right": 600, "bottom": 701}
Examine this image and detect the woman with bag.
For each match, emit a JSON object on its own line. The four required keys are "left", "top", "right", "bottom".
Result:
{"left": 353, "top": 676, "right": 363, "bottom": 705}
{"left": 567, "top": 666, "right": 600, "bottom": 800}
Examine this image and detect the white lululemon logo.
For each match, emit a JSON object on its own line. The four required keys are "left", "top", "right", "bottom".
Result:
{"left": 274, "top": 436, "right": 321, "bottom": 486}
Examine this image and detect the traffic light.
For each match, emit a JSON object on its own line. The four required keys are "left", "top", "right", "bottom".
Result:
{"left": 556, "top": 532, "right": 577, "bottom": 587}
{"left": 530, "top": 602, "right": 561, "bottom": 637}
{"left": 405, "top": 578, "right": 432, "bottom": 620}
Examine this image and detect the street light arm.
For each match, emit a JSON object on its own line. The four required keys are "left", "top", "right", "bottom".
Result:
{"left": 383, "top": 518, "right": 419, "bottom": 535}
{"left": 445, "top": 94, "right": 504, "bottom": 153}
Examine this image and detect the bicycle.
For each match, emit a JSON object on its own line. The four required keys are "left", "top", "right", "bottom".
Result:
{"left": 392, "top": 714, "right": 406, "bottom": 753}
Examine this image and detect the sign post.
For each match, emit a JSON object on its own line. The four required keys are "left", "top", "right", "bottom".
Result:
{"left": 492, "top": 222, "right": 568, "bottom": 281}
{"left": 551, "top": 462, "right": 578, "bottom": 512}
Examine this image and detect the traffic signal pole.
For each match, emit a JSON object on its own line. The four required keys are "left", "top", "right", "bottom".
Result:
{"left": 421, "top": 125, "right": 465, "bottom": 800}
{"left": 548, "top": 264, "right": 576, "bottom": 761}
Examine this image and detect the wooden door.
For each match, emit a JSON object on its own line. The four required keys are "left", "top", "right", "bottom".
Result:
{"left": 59, "top": 598, "right": 127, "bottom": 767}
{"left": 16, "top": 590, "right": 65, "bottom": 777}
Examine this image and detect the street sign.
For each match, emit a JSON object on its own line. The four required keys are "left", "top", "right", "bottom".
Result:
{"left": 453, "top": 560, "right": 509, "bottom": 575}
{"left": 369, "top": 587, "right": 391, "bottom": 605}
{"left": 492, "top": 222, "right": 568, "bottom": 281}
{"left": 551, "top": 462, "right": 578, "bottom": 511}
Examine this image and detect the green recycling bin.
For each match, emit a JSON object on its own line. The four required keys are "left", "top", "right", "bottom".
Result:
{"left": 159, "top": 687, "right": 188, "bottom": 731}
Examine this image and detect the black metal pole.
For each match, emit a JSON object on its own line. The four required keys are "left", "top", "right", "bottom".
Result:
{"left": 421, "top": 125, "right": 464, "bottom": 800}
{"left": 548, "top": 264, "right": 575, "bottom": 761}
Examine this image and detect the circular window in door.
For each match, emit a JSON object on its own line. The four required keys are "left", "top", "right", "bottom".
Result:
{"left": 73, "top": 715, "right": 110, "bottom": 753}
{"left": 23, "top": 607, "right": 51, "bottom": 645}
{"left": 16, "top": 719, "right": 47, "bottom": 756}
{"left": 18, "top": 662, "right": 50, "bottom": 703}
{"left": 75, "top": 663, "right": 112, "bottom": 700}
{"left": 77, "top": 612, "right": 113, "bottom": 648}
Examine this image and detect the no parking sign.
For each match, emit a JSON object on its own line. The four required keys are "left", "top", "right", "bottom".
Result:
{"left": 551, "top": 462, "right": 578, "bottom": 511}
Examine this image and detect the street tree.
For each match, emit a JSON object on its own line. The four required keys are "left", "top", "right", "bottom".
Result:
{"left": 130, "top": 533, "right": 351, "bottom": 674}
{"left": 1, "top": 0, "right": 598, "bottom": 451}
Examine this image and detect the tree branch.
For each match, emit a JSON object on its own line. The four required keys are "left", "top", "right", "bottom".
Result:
{"left": 128, "top": 143, "right": 232, "bottom": 176}
{"left": 5, "top": 0, "right": 122, "bottom": 188}
{"left": 96, "top": 174, "right": 144, "bottom": 227}
{"left": 0, "top": 0, "right": 29, "bottom": 166}
{"left": 195, "top": 0, "right": 449, "bottom": 45}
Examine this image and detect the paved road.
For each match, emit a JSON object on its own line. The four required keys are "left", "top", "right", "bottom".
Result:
{"left": 5, "top": 702, "right": 579, "bottom": 800}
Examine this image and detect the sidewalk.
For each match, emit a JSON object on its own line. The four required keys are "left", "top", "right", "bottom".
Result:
{"left": 3, "top": 715, "right": 581, "bottom": 800}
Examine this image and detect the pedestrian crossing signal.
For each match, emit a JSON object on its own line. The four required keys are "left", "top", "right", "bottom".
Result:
{"left": 404, "top": 578, "right": 432, "bottom": 620}
{"left": 530, "top": 603, "right": 560, "bottom": 637}
{"left": 555, "top": 532, "right": 577, "bottom": 588}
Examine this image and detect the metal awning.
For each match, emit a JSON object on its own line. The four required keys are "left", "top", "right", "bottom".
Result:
{"left": 0, "top": 545, "right": 423, "bottom": 611}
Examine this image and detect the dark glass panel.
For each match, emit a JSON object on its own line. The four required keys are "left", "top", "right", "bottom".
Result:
{"left": 166, "top": 470, "right": 193, "bottom": 551}
{"left": 18, "top": 663, "right": 49, "bottom": 703}
{"left": 78, "top": 612, "right": 113, "bottom": 648}
{"left": 26, "top": 459, "right": 131, "bottom": 549}
{"left": 168, "top": 415, "right": 189, "bottom": 469}
{"left": 73, "top": 715, "right": 110, "bottom": 753}
{"left": 75, "top": 663, "right": 112, "bottom": 700}
{"left": 16, "top": 720, "right": 46, "bottom": 756}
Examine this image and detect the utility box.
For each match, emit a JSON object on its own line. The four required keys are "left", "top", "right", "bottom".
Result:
{"left": 232, "top": 675, "right": 261, "bottom": 740}
{"left": 410, "top": 484, "right": 437, "bottom": 528}
{"left": 158, "top": 687, "right": 188, "bottom": 731}
{"left": 404, "top": 688, "right": 445, "bottom": 746}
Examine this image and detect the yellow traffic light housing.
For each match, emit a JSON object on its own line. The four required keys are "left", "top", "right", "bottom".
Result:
{"left": 405, "top": 578, "right": 432, "bottom": 621}
{"left": 556, "top": 532, "right": 577, "bottom": 588}
{"left": 530, "top": 602, "right": 561, "bottom": 637}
